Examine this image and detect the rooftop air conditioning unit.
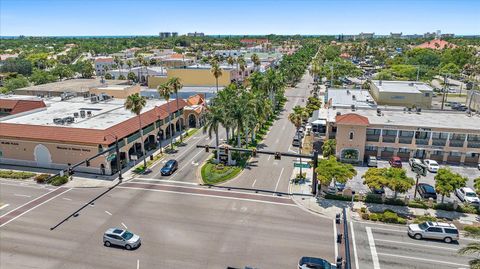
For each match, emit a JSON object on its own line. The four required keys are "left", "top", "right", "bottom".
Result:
{"left": 73, "top": 112, "right": 79, "bottom": 118}
{"left": 416, "top": 108, "right": 422, "bottom": 114}
{"left": 407, "top": 107, "right": 412, "bottom": 113}
{"left": 376, "top": 108, "right": 381, "bottom": 116}
{"left": 91, "top": 96, "right": 99, "bottom": 103}
{"left": 64, "top": 116, "right": 75, "bottom": 124}
{"left": 80, "top": 110, "right": 86, "bottom": 118}
{"left": 87, "top": 111, "right": 92, "bottom": 117}
{"left": 351, "top": 104, "right": 356, "bottom": 111}
{"left": 336, "top": 112, "right": 341, "bottom": 116}
{"left": 53, "top": 118, "right": 64, "bottom": 125}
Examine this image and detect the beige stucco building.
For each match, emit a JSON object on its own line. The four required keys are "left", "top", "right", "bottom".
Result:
{"left": 89, "top": 84, "right": 140, "bottom": 99}
{"left": 370, "top": 80, "right": 433, "bottom": 109}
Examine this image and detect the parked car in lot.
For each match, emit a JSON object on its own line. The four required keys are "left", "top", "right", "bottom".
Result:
{"left": 455, "top": 187, "right": 480, "bottom": 204}
{"left": 389, "top": 156, "right": 402, "bottom": 168}
{"left": 417, "top": 183, "right": 437, "bottom": 200}
{"left": 408, "top": 221, "right": 459, "bottom": 243}
{"left": 103, "top": 228, "right": 141, "bottom": 250}
{"left": 408, "top": 158, "right": 422, "bottom": 168}
{"left": 423, "top": 159, "right": 439, "bottom": 172}
{"left": 367, "top": 156, "right": 378, "bottom": 167}
{"left": 161, "top": 159, "right": 178, "bottom": 176}
{"left": 370, "top": 187, "right": 385, "bottom": 195}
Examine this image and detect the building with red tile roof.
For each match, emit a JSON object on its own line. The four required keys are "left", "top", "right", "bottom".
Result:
{"left": 415, "top": 39, "right": 457, "bottom": 50}
{"left": 0, "top": 99, "right": 46, "bottom": 117}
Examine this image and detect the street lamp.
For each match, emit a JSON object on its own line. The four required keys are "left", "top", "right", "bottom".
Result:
{"left": 104, "top": 134, "right": 123, "bottom": 181}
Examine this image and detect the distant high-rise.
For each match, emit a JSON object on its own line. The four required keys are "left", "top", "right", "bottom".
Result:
{"left": 159, "top": 32, "right": 178, "bottom": 38}
{"left": 187, "top": 32, "right": 205, "bottom": 37}
{"left": 390, "top": 32, "right": 402, "bottom": 38}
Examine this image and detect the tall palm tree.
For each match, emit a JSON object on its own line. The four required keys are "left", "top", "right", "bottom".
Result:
{"left": 203, "top": 106, "right": 223, "bottom": 163}
{"left": 210, "top": 60, "right": 222, "bottom": 94}
{"left": 114, "top": 56, "right": 121, "bottom": 77}
{"left": 124, "top": 93, "right": 148, "bottom": 168}
{"left": 167, "top": 77, "right": 184, "bottom": 142}
{"left": 238, "top": 56, "right": 246, "bottom": 81}
{"left": 227, "top": 56, "right": 235, "bottom": 66}
{"left": 251, "top": 53, "right": 260, "bottom": 71}
{"left": 157, "top": 82, "right": 175, "bottom": 150}
{"left": 288, "top": 108, "right": 306, "bottom": 176}
{"left": 126, "top": 59, "right": 133, "bottom": 72}
{"left": 231, "top": 89, "right": 248, "bottom": 147}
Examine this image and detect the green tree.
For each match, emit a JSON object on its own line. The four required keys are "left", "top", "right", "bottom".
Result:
{"left": 237, "top": 55, "right": 246, "bottom": 81}
{"left": 29, "top": 69, "right": 57, "bottom": 85}
{"left": 316, "top": 156, "right": 357, "bottom": 189}
{"left": 435, "top": 168, "right": 468, "bottom": 203}
{"left": 167, "top": 77, "right": 184, "bottom": 141}
{"left": 0, "top": 58, "right": 33, "bottom": 75}
{"left": 210, "top": 60, "right": 222, "bottom": 93}
{"left": 251, "top": 53, "right": 260, "bottom": 71}
{"left": 439, "top": 62, "right": 461, "bottom": 76}
{"left": 3, "top": 75, "right": 30, "bottom": 92}
{"left": 51, "top": 64, "right": 74, "bottom": 80}
{"left": 127, "top": 71, "right": 137, "bottom": 82}
{"left": 124, "top": 93, "right": 148, "bottom": 168}
{"left": 74, "top": 60, "right": 94, "bottom": 78}
{"left": 322, "top": 139, "right": 336, "bottom": 157}
{"left": 203, "top": 106, "right": 223, "bottom": 162}
{"left": 474, "top": 177, "right": 480, "bottom": 194}
{"left": 288, "top": 107, "right": 308, "bottom": 175}
{"left": 362, "top": 167, "right": 415, "bottom": 198}
{"left": 118, "top": 74, "right": 126, "bottom": 80}
{"left": 157, "top": 82, "right": 175, "bottom": 150}
{"left": 105, "top": 73, "right": 113, "bottom": 80}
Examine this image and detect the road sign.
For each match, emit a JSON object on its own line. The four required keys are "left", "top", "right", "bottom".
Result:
{"left": 107, "top": 154, "right": 117, "bottom": 161}
{"left": 294, "top": 162, "right": 310, "bottom": 168}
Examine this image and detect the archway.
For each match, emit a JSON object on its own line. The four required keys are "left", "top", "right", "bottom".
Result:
{"left": 170, "top": 123, "right": 176, "bottom": 135}
{"left": 34, "top": 144, "right": 52, "bottom": 167}
{"left": 188, "top": 114, "right": 197, "bottom": 128}
{"left": 145, "top": 135, "right": 156, "bottom": 151}
{"left": 175, "top": 121, "right": 180, "bottom": 133}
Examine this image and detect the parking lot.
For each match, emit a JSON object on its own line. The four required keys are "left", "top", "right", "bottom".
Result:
{"left": 346, "top": 160, "right": 480, "bottom": 203}
{"left": 352, "top": 221, "right": 472, "bottom": 269}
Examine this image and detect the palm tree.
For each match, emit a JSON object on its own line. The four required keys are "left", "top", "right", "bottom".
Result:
{"left": 210, "top": 60, "right": 222, "bottom": 94}
{"left": 288, "top": 107, "right": 307, "bottom": 176}
{"left": 124, "top": 93, "right": 148, "bottom": 168}
{"left": 203, "top": 106, "right": 223, "bottom": 163}
{"left": 238, "top": 56, "right": 246, "bottom": 81}
{"left": 459, "top": 228, "right": 480, "bottom": 269}
{"left": 251, "top": 53, "right": 260, "bottom": 71}
{"left": 157, "top": 82, "right": 175, "bottom": 150}
{"left": 114, "top": 56, "right": 121, "bottom": 77}
{"left": 126, "top": 60, "right": 133, "bottom": 72}
{"left": 227, "top": 56, "right": 235, "bottom": 66}
{"left": 167, "top": 77, "right": 184, "bottom": 142}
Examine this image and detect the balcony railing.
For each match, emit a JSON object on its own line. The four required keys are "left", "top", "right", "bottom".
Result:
{"left": 432, "top": 139, "right": 447, "bottom": 146}
{"left": 398, "top": 137, "right": 413, "bottom": 144}
{"left": 449, "top": 140, "right": 465, "bottom": 148}
{"left": 467, "top": 141, "right": 480, "bottom": 148}
{"left": 367, "top": 135, "right": 380, "bottom": 142}
{"left": 381, "top": 136, "right": 396, "bottom": 143}
{"left": 415, "top": 139, "right": 429, "bottom": 145}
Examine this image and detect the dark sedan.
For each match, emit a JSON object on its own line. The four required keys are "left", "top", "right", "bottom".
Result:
{"left": 417, "top": 183, "right": 437, "bottom": 200}
{"left": 161, "top": 159, "right": 178, "bottom": 176}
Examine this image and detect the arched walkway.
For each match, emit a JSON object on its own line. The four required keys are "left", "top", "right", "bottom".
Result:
{"left": 188, "top": 114, "right": 197, "bottom": 128}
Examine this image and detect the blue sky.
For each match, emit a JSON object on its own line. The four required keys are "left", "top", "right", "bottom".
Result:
{"left": 1, "top": 0, "right": 479, "bottom": 36}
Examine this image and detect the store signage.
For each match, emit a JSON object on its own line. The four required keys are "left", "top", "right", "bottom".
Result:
{"left": 1, "top": 141, "right": 19, "bottom": 146}
{"left": 56, "top": 146, "right": 91, "bottom": 152}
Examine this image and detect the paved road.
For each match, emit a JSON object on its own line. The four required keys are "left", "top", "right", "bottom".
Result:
{"left": 0, "top": 179, "right": 336, "bottom": 269}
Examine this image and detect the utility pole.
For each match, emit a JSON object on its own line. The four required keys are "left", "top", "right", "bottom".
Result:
{"left": 441, "top": 74, "right": 448, "bottom": 110}
{"left": 416, "top": 66, "right": 420, "bottom": 81}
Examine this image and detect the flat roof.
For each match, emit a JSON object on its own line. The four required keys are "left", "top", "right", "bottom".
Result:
{"left": 372, "top": 80, "right": 433, "bottom": 94}
{"left": 326, "top": 89, "right": 376, "bottom": 108}
{"left": 1, "top": 96, "right": 166, "bottom": 130}
{"left": 321, "top": 107, "right": 480, "bottom": 132}
{"left": 141, "top": 86, "right": 222, "bottom": 100}
{"left": 14, "top": 79, "right": 129, "bottom": 93}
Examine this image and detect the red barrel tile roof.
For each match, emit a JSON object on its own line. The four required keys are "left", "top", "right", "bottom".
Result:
{"left": 336, "top": 113, "right": 369, "bottom": 125}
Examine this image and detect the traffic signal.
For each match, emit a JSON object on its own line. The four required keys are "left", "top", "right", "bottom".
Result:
{"left": 68, "top": 168, "right": 74, "bottom": 176}
{"left": 274, "top": 152, "right": 281, "bottom": 160}
{"left": 205, "top": 145, "right": 209, "bottom": 152}
{"left": 86, "top": 160, "right": 90, "bottom": 167}
{"left": 252, "top": 149, "right": 257, "bottom": 157}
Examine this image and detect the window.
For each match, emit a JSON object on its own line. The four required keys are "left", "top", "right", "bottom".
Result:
{"left": 349, "top": 131, "right": 354, "bottom": 140}
{"left": 384, "top": 130, "right": 398, "bottom": 136}
{"left": 366, "top": 129, "right": 381, "bottom": 135}
{"left": 426, "top": 227, "right": 443, "bottom": 233}
{"left": 449, "top": 151, "right": 462, "bottom": 157}
{"left": 391, "top": 96, "right": 406, "bottom": 100}
{"left": 398, "top": 148, "right": 410, "bottom": 153}
{"left": 399, "top": 131, "right": 414, "bottom": 137}
{"left": 365, "top": 146, "right": 377, "bottom": 151}
{"left": 383, "top": 147, "right": 394, "bottom": 152}
{"left": 444, "top": 228, "right": 458, "bottom": 235}
{"left": 425, "top": 93, "right": 430, "bottom": 97}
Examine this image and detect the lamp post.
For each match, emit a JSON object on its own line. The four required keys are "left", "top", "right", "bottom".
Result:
{"left": 104, "top": 134, "right": 123, "bottom": 181}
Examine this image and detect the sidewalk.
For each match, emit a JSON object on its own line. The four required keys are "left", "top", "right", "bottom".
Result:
{"left": 289, "top": 166, "right": 479, "bottom": 224}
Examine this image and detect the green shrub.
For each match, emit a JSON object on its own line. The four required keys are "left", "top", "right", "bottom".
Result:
{"left": 50, "top": 175, "right": 69, "bottom": 186}
{"left": 35, "top": 174, "right": 50, "bottom": 184}
{"left": 381, "top": 211, "right": 401, "bottom": 223}
{"left": 361, "top": 207, "right": 367, "bottom": 213}
{"left": 434, "top": 203, "right": 455, "bottom": 211}
{"left": 464, "top": 225, "right": 480, "bottom": 235}
{"left": 458, "top": 204, "right": 479, "bottom": 214}
{"left": 365, "top": 194, "right": 383, "bottom": 204}
{"left": 384, "top": 198, "right": 405, "bottom": 206}
{"left": 369, "top": 213, "right": 380, "bottom": 221}
{"left": 361, "top": 213, "right": 369, "bottom": 220}
{"left": 408, "top": 200, "right": 429, "bottom": 209}
{"left": 414, "top": 215, "right": 438, "bottom": 224}
{"left": 324, "top": 193, "right": 352, "bottom": 201}
{"left": 0, "top": 170, "right": 36, "bottom": 179}
{"left": 396, "top": 217, "right": 407, "bottom": 225}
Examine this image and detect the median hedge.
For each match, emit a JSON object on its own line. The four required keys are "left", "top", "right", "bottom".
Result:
{"left": 0, "top": 170, "right": 36, "bottom": 179}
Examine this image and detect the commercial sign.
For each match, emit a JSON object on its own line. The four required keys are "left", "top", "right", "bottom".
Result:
{"left": 294, "top": 162, "right": 311, "bottom": 168}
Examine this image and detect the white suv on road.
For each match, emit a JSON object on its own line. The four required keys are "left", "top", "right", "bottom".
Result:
{"left": 455, "top": 187, "right": 480, "bottom": 204}
{"left": 408, "top": 221, "right": 459, "bottom": 243}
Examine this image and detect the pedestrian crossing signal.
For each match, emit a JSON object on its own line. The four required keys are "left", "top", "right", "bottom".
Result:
{"left": 274, "top": 152, "right": 281, "bottom": 160}
{"left": 205, "top": 145, "right": 209, "bottom": 152}
{"left": 86, "top": 160, "right": 90, "bottom": 167}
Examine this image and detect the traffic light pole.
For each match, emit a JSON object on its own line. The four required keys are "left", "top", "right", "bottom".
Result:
{"left": 197, "top": 145, "right": 319, "bottom": 195}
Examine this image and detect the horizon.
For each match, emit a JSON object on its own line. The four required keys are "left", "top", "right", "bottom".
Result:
{"left": 1, "top": 0, "right": 479, "bottom": 36}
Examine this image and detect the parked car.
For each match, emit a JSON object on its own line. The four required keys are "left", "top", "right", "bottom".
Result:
{"left": 370, "top": 187, "right": 385, "bottom": 195}
{"left": 423, "top": 159, "right": 439, "bottom": 173}
{"left": 298, "top": 256, "right": 335, "bottom": 269}
{"left": 455, "top": 187, "right": 480, "bottom": 204}
{"left": 408, "top": 158, "right": 422, "bottom": 168}
{"left": 408, "top": 221, "right": 459, "bottom": 243}
{"left": 103, "top": 228, "right": 141, "bottom": 250}
{"left": 292, "top": 135, "right": 301, "bottom": 147}
{"left": 335, "top": 182, "right": 346, "bottom": 192}
{"left": 367, "top": 156, "right": 378, "bottom": 167}
{"left": 389, "top": 156, "right": 402, "bottom": 168}
{"left": 161, "top": 159, "right": 178, "bottom": 176}
{"left": 417, "top": 183, "right": 437, "bottom": 200}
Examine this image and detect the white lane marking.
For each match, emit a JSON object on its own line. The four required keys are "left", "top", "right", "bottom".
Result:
{"left": 252, "top": 179, "right": 257, "bottom": 188}
{"left": 0, "top": 204, "right": 9, "bottom": 210}
{"left": 366, "top": 227, "right": 381, "bottom": 269}
{"left": 375, "top": 238, "right": 459, "bottom": 251}
{"left": 132, "top": 178, "right": 199, "bottom": 185}
{"left": 267, "top": 155, "right": 271, "bottom": 161}
{"left": 87, "top": 203, "right": 94, "bottom": 207}
{"left": 170, "top": 150, "right": 204, "bottom": 180}
{"left": 376, "top": 252, "right": 468, "bottom": 267}
{"left": 117, "top": 186, "right": 297, "bottom": 207}
{"left": 273, "top": 167, "right": 285, "bottom": 195}
{"left": 333, "top": 219, "right": 338, "bottom": 261}
{"left": 121, "top": 222, "right": 128, "bottom": 229}
{"left": 350, "top": 221, "right": 359, "bottom": 269}
{"left": 275, "top": 138, "right": 280, "bottom": 144}
{"left": 0, "top": 188, "right": 72, "bottom": 228}
{"left": 14, "top": 194, "right": 32, "bottom": 198}
{"left": 104, "top": 210, "right": 112, "bottom": 216}
{"left": 137, "top": 259, "right": 140, "bottom": 269}
{"left": 62, "top": 197, "right": 72, "bottom": 201}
